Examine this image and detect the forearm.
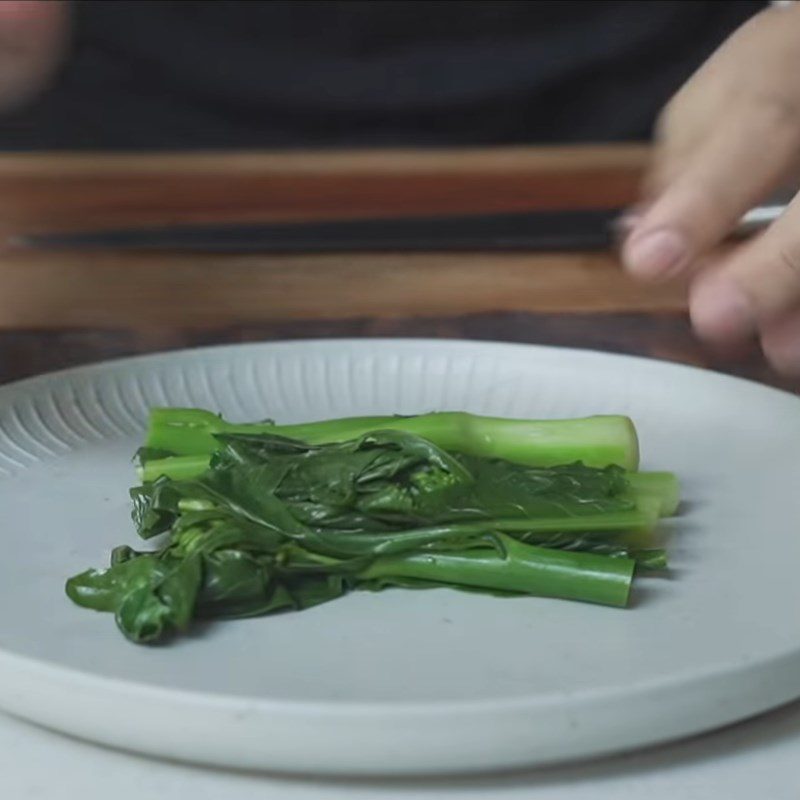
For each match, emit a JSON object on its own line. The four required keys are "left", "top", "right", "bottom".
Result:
{"left": 0, "top": 1, "right": 69, "bottom": 112}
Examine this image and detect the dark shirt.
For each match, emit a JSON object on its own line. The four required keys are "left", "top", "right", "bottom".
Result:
{"left": 0, "top": 0, "right": 764, "bottom": 150}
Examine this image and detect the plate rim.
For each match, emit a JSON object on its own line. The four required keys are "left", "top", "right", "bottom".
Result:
{"left": 0, "top": 336, "right": 794, "bottom": 410}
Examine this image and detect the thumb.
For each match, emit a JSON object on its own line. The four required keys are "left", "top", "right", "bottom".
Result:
{"left": 690, "top": 192, "right": 800, "bottom": 343}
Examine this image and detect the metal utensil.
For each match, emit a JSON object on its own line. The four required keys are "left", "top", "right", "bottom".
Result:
{"left": 12, "top": 204, "right": 788, "bottom": 254}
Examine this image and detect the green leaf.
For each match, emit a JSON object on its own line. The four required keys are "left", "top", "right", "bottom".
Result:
{"left": 66, "top": 552, "right": 202, "bottom": 644}
{"left": 130, "top": 477, "right": 182, "bottom": 539}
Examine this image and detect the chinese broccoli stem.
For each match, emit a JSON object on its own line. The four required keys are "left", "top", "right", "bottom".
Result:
{"left": 626, "top": 472, "right": 680, "bottom": 517}
{"left": 144, "top": 408, "right": 640, "bottom": 470}
{"left": 360, "top": 534, "right": 635, "bottom": 608}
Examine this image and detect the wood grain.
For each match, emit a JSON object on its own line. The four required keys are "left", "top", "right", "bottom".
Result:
{"left": 0, "top": 145, "right": 652, "bottom": 177}
{"left": 0, "top": 145, "right": 688, "bottom": 328}
{"left": 0, "top": 146, "right": 651, "bottom": 234}
{"left": 0, "top": 249, "right": 687, "bottom": 328}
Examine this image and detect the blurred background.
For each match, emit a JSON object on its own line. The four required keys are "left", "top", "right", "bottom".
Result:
{"left": 1, "top": 0, "right": 762, "bottom": 150}
{"left": 0, "top": 0, "right": 790, "bottom": 393}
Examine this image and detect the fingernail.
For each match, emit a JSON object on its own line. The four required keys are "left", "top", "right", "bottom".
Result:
{"left": 623, "top": 228, "right": 689, "bottom": 280}
{"left": 690, "top": 278, "right": 755, "bottom": 343}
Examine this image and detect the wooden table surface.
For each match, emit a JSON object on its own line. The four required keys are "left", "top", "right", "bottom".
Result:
{"left": 0, "top": 144, "right": 791, "bottom": 390}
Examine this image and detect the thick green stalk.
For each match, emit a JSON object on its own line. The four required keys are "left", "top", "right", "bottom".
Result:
{"left": 626, "top": 472, "right": 680, "bottom": 516}
{"left": 633, "top": 549, "right": 667, "bottom": 570}
{"left": 366, "top": 508, "right": 659, "bottom": 541}
{"left": 140, "top": 454, "right": 210, "bottom": 483}
{"left": 145, "top": 408, "right": 640, "bottom": 470}
{"left": 360, "top": 533, "right": 634, "bottom": 607}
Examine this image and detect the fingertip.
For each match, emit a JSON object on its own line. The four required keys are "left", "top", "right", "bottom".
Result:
{"left": 689, "top": 274, "right": 756, "bottom": 343}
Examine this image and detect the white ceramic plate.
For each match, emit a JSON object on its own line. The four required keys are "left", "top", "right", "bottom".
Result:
{"left": 0, "top": 339, "right": 798, "bottom": 776}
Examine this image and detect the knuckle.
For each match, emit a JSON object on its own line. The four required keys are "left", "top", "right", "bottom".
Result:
{"left": 678, "top": 181, "right": 739, "bottom": 232}
{"left": 700, "top": 182, "right": 735, "bottom": 216}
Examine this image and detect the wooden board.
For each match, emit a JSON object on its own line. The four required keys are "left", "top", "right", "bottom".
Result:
{"left": 0, "top": 145, "right": 687, "bottom": 328}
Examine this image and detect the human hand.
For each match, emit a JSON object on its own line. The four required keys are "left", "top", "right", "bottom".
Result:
{"left": 0, "top": 0, "right": 68, "bottom": 112}
{"left": 623, "top": 3, "right": 800, "bottom": 375}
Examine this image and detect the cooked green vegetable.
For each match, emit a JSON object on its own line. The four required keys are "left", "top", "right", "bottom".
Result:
{"left": 140, "top": 408, "right": 640, "bottom": 481}
{"left": 66, "top": 410, "right": 678, "bottom": 645}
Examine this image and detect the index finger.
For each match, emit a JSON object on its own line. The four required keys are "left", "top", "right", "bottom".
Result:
{"left": 623, "top": 101, "right": 800, "bottom": 282}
